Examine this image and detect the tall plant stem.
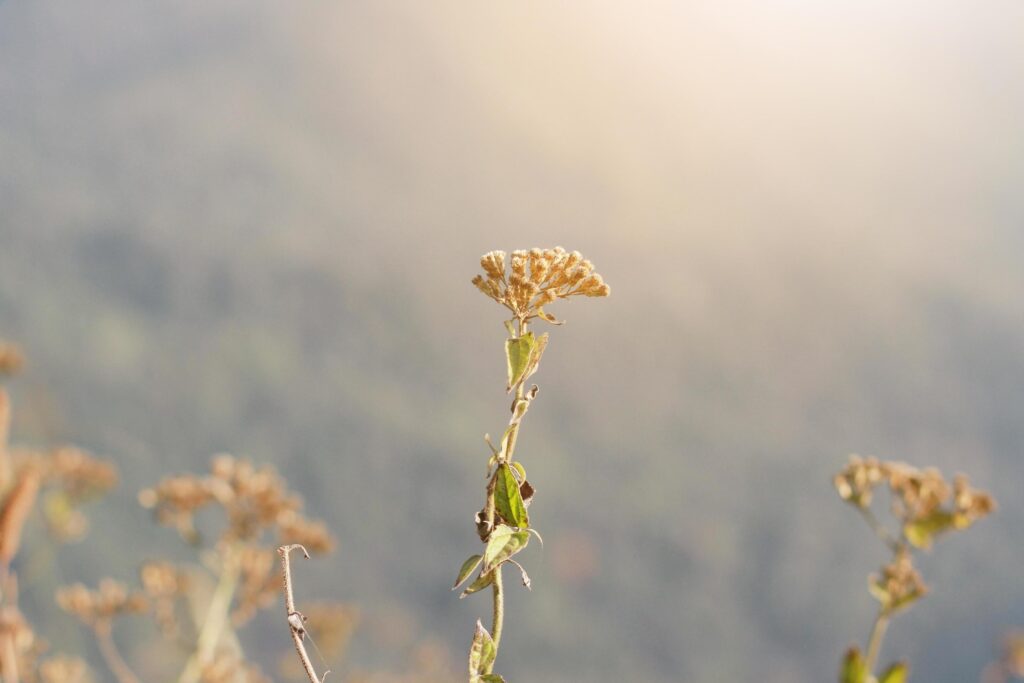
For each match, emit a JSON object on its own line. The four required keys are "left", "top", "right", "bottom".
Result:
{"left": 485, "top": 319, "right": 529, "bottom": 673}
{"left": 864, "top": 610, "right": 890, "bottom": 676}
{"left": 95, "top": 620, "right": 141, "bottom": 683}
{"left": 178, "top": 545, "right": 241, "bottom": 683}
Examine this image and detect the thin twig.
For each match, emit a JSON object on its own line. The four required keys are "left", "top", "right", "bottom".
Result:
{"left": 278, "top": 544, "right": 329, "bottom": 683}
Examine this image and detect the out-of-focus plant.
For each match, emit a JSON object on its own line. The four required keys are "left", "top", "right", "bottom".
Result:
{"left": 58, "top": 454, "right": 340, "bottom": 683}
{"left": 0, "top": 341, "right": 117, "bottom": 682}
{"left": 981, "top": 629, "right": 1024, "bottom": 683}
{"left": 454, "top": 248, "right": 610, "bottom": 682}
{"left": 833, "top": 455, "right": 995, "bottom": 683}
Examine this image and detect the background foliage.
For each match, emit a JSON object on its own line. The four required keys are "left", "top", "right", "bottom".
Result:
{"left": 2, "top": 1, "right": 1023, "bottom": 681}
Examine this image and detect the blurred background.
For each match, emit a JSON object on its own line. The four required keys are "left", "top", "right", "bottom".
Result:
{"left": 2, "top": 1, "right": 1023, "bottom": 681}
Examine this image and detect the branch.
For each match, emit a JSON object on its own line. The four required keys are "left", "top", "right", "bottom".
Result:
{"left": 177, "top": 545, "right": 241, "bottom": 683}
{"left": 278, "top": 544, "right": 329, "bottom": 683}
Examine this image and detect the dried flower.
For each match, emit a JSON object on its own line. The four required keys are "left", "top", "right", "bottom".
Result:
{"left": 231, "top": 547, "right": 280, "bottom": 627}
{"left": 472, "top": 247, "right": 610, "bottom": 323}
{"left": 868, "top": 550, "right": 928, "bottom": 612}
{"left": 140, "top": 561, "right": 187, "bottom": 637}
{"left": 56, "top": 580, "right": 148, "bottom": 626}
{"left": 277, "top": 510, "right": 335, "bottom": 555}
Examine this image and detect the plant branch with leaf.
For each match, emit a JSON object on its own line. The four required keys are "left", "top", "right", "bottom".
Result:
{"left": 455, "top": 248, "right": 609, "bottom": 682}
{"left": 834, "top": 455, "right": 995, "bottom": 683}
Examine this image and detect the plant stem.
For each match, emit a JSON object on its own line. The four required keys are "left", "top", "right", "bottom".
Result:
{"left": 485, "top": 566, "right": 505, "bottom": 674}
{"left": 94, "top": 620, "right": 141, "bottom": 683}
{"left": 279, "top": 544, "right": 328, "bottom": 683}
{"left": 864, "top": 609, "right": 890, "bottom": 676}
{"left": 177, "top": 545, "right": 241, "bottom": 683}
{"left": 485, "top": 319, "right": 529, "bottom": 673}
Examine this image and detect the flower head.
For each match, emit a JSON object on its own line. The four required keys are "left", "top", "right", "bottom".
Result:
{"left": 472, "top": 247, "right": 610, "bottom": 324}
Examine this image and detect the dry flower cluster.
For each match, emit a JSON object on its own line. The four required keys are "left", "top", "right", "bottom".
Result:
{"left": 981, "top": 629, "right": 1024, "bottom": 683}
{"left": 0, "top": 340, "right": 428, "bottom": 683}
{"left": 0, "top": 347, "right": 117, "bottom": 683}
{"left": 138, "top": 454, "right": 333, "bottom": 554}
{"left": 835, "top": 455, "right": 995, "bottom": 683}
{"left": 55, "top": 455, "right": 339, "bottom": 683}
{"left": 473, "top": 247, "right": 610, "bottom": 325}
{"left": 834, "top": 456, "right": 994, "bottom": 546}
{"left": 56, "top": 580, "right": 148, "bottom": 626}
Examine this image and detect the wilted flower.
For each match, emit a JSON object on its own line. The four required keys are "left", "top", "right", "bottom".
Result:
{"left": 472, "top": 247, "right": 610, "bottom": 323}
{"left": 56, "top": 579, "right": 148, "bottom": 626}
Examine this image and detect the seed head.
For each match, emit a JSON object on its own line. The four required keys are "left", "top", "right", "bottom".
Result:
{"left": 471, "top": 247, "right": 610, "bottom": 323}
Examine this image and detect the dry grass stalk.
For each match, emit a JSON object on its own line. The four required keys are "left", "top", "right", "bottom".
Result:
{"left": 278, "top": 544, "right": 329, "bottom": 683}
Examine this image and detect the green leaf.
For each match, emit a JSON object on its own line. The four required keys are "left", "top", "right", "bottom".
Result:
{"left": 840, "top": 647, "right": 867, "bottom": 683}
{"left": 453, "top": 554, "right": 483, "bottom": 590}
{"left": 505, "top": 333, "right": 536, "bottom": 392}
{"left": 878, "top": 662, "right": 908, "bottom": 683}
{"left": 904, "top": 511, "right": 954, "bottom": 549}
{"left": 494, "top": 464, "right": 529, "bottom": 528}
{"left": 478, "top": 675, "right": 506, "bottom": 682}
{"left": 459, "top": 569, "right": 495, "bottom": 598}
{"left": 482, "top": 524, "right": 530, "bottom": 573}
{"left": 468, "top": 620, "right": 497, "bottom": 676}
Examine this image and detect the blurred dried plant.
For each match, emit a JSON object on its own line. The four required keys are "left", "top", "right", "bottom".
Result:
{"left": 0, "top": 343, "right": 117, "bottom": 683}
{"left": 455, "top": 249, "right": 609, "bottom": 682}
{"left": 56, "top": 454, "right": 339, "bottom": 683}
{"left": 834, "top": 455, "right": 995, "bottom": 683}
{"left": 981, "top": 629, "right": 1024, "bottom": 683}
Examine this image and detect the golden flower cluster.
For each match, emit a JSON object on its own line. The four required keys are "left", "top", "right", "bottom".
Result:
{"left": 0, "top": 342, "right": 24, "bottom": 377}
{"left": 139, "top": 455, "right": 334, "bottom": 552}
{"left": 44, "top": 447, "right": 118, "bottom": 501}
{"left": 869, "top": 550, "right": 928, "bottom": 612}
{"left": 137, "top": 472, "right": 214, "bottom": 541}
{"left": 832, "top": 455, "right": 885, "bottom": 508}
{"left": 231, "top": 547, "right": 280, "bottom": 627}
{"left": 0, "top": 446, "right": 118, "bottom": 544}
{"left": 833, "top": 455, "right": 995, "bottom": 545}
{"left": 951, "top": 473, "right": 996, "bottom": 530}
{"left": 56, "top": 580, "right": 148, "bottom": 627}
{"left": 139, "top": 561, "right": 188, "bottom": 638}
{"left": 472, "top": 248, "right": 610, "bottom": 323}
